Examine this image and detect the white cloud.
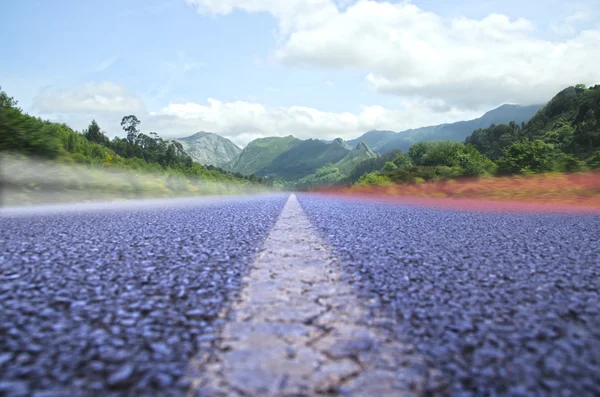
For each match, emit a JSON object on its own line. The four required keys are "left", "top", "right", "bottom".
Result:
{"left": 150, "top": 97, "right": 478, "bottom": 146}
{"left": 326, "top": 80, "right": 335, "bottom": 87}
{"left": 187, "top": 0, "right": 600, "bottom": 109}
{"left": 32, "top": 81, "right": 480, "bottom": 147}
{"left": 34, "top": 82, "right": 145, "bottom": 114}
{"left": 186, "top": 0, "right": 337, "bottom": 35}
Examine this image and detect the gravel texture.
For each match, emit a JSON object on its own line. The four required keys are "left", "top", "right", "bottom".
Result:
{"left": 297, "top": 194, "right": 600, "bottom": 396}
{"left": 0, "top": 195, "right": 287, "bottom": 397}
{"left": 190, "top": 194, "right": 436, "bottom": 396}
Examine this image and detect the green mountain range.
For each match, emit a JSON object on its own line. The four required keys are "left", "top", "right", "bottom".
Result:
{"left": 207, "top": 135, "right": 379, "bottom": 184}
{"left": 175, "top": 101, "right": 552, "bottom": 185}
{"left": 296, "top": 141, "right": 379, "bottom": 186}
{"left": 347, "top": 85, "right": 600, "bottom": 186}
{"left": 258, "top": 138, "right": 351, "bottom": 181}
{"left": 346, "top": 104, "right": 543, "bottom": 153}
{"left": 466, "top": 85, "right": 600, "bottom": 162}
{"left": 334, "top": 141, "right": 378, "bottom": 174}
{"left": 227, "top": 135, "right": 301, "bottom": 175}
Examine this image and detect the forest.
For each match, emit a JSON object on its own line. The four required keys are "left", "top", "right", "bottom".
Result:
{"left": 0, "top": 88, "right": 266, "bottom": 205}
{"left": 351, "top": 85, "right": 600, "bottom": 187}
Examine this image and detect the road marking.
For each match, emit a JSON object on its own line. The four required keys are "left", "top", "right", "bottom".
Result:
{"left": 187, "top": 193, "right": 434, "bottom": 396}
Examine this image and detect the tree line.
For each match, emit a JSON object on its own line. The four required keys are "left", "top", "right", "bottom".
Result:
{"left": 0, "top": 87, "right": 264, "bottom": 188}
{"left": 353, "top": 85, "right": 600, "bottom": 186}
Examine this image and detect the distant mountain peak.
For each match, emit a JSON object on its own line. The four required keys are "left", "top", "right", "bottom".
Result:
{"left": 229, "top": 135, "right": 302, "bottom": 175}
{"left": 180, "top": 131, "right": 213, "bottom": 140}
{"left": 176, "top": 132, "right": 241, "bottom": 168}
{"left": 353, "top": 103, "right": 545, "bottom": 154}
{"left": 355, "top": 141, "right": 369, "bottom": 151}
{"left": 331, "top": 137, "right": 353, "bottom": 150}
{"left": 343, "top": 141, "right": 376, "bottom": 160}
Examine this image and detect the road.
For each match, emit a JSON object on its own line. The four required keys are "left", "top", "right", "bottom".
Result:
{"left": 1, "top": 193, "right": 599, "bottom": 396}
{"left": 0, "top": 195, "right": 287, "bottom": 397}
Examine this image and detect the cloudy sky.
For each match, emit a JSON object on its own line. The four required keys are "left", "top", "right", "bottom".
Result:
{"left": 3, "top": 0, "right": 599, "bottom": 147}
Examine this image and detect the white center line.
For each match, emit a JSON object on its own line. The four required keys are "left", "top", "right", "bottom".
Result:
{"left": 187, "top": 194, "right": 434, "bottom": 396}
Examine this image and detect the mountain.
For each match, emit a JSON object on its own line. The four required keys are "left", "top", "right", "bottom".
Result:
{"left": 346, "top": 130, "right": 398, "bottom": 151}
{"left": 342, "top": 85, "right": 600, "bottom": 186}
{"left": 348, "top": 104, "right": 544, "bottom": 154}
{"left": 466, "top": 85, "right": 600, "bottom": 160}
{"left": 296, "top": 141, "right": 379, "bottom": 186}
{"left": 321, "top": 137, "right": 354, "bottom": 150}
{"left": 174, "top": 102, "right": 544, "bottom": 181}
{"left": 228, "top": 135, "right": 302, "bottom": 175}
{"left": 258, "top": 138, "right": 351, "bottom": 180}
{"left": 335, "top": 141, "right": 379, "bottom": 175}
{"left": 177, "top": 132, "right": 241, "bottom": 168}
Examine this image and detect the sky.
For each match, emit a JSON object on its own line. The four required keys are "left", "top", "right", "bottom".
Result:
{"left": 2, "top": 0, "right": 599, "bottom": 147}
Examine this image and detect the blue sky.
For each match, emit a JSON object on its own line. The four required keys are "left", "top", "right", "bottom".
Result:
{"left": 2, "top": 0, "right": 599, "bottom": 146}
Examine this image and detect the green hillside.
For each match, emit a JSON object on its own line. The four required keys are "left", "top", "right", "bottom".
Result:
{"left": 344, "top": 150, "right": 401, "bottom": 183}
{"left": 259, "top": 138, "right": 350, "bottom": 181}
{"left": 228, "top": 135, "right": 301, "bottom": 175}
{"left": 359, "top": 104, "right": 543, "bottom": 153}
{"left": 466, "top": 85, "right": 600, "bottom": 160}
{"left": 0, "top": 88, "right": 264, "bottom": 204}
{"left": 349, "top": 85, "right": 600, "bottom": 186}
{"left": 335, "top": 141, "right": 378, "bottom": 174}
{"left": 297, "top": 141, "right": 379, "bottom": 187}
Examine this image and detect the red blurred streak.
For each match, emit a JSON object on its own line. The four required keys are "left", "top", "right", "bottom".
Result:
{"left": 310, "top": 172, "right": 600, "bottom": 214}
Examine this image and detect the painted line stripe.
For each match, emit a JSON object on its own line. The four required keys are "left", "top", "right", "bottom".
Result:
{"left": 187, "top": 193, "right": 435, "bottom": 396}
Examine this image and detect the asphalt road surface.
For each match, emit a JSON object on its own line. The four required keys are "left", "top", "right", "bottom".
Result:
{"left": 1, "top": 193, "right": 599, "bottom": 396}
{"left": 0, "top": 195, "right": 287, "bottom": 397}
{"left": 298, "top": 194, "right": 600, "bottom": 396}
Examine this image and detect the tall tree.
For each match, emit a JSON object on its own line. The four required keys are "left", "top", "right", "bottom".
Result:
{"left": 84, "top": 120, "right": 109, "bottom": 146}
{"left": 121, "top": 115, "right": 140, "bottom": 145}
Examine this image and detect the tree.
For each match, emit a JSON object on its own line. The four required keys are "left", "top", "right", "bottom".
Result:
{"left": 121, "top": 115, "right": 140, "bottom": 145}
{"left": 84, "top": 120, "right": 110, "bottom": 146}
{"left": 383, "top": 161, "right": 398, "bottom": 172}
{"left": 66, "top": 133, "right": 76, "bottom": 152}
{"left": 465, "top": 123, "right": 521, "bottom": 160}
{"left": 585, "top": 151, "right": 600, "bottom": 170}
{"left": 408, "top": 142, "right": 434, "bottom": 165}
{"left": 0, "top": 87, "right": 19, "bottom": 109}
{"left": 344, "top": 151, "right": 399, "bottom": 183}
{"left": 556, "top": 153, "right": 586, "bottom": 172}
{"left": 392, "top": 153, "right": 412, "bottom": 169}
{"left": 457, "top": 144, "right": 496, "bottom": 176}
{"left": 419, "top": 141, "right": 464, "bottom": 167}
{"left": 497, "top": 140, "right": 556, "bottom": 175}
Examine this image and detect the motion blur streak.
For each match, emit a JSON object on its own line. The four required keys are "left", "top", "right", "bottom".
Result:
{"left": 0, "top": 154, "right": 272, "bottom": 208}
{"left": 313, "top": 172, "right": 600, "bottom": 213}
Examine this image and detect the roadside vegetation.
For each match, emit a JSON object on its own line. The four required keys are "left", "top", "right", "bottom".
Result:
{"left": 0, "top": 88, "right": 267, "bottom": 205}
{"left": 345, "top": 85, "right": 600, "bottom": 190}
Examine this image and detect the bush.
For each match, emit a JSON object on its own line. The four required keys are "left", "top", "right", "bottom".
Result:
{"left": 497, "top": 140, "right": 556, "bottom": 175}
{"left": 392, "top": 153, "right": 413, "bottom": 169}
{"left": 383, "top": 161, "right": 398, "bottom": 172}
{"left": 586, "top": 151, "right": 600, "bottom": 169}
{"left": 357, "top": 172, "right": 393, "bottom": 186}
{"left": 555, "top": 153, "right": 587, "bottom": 172}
